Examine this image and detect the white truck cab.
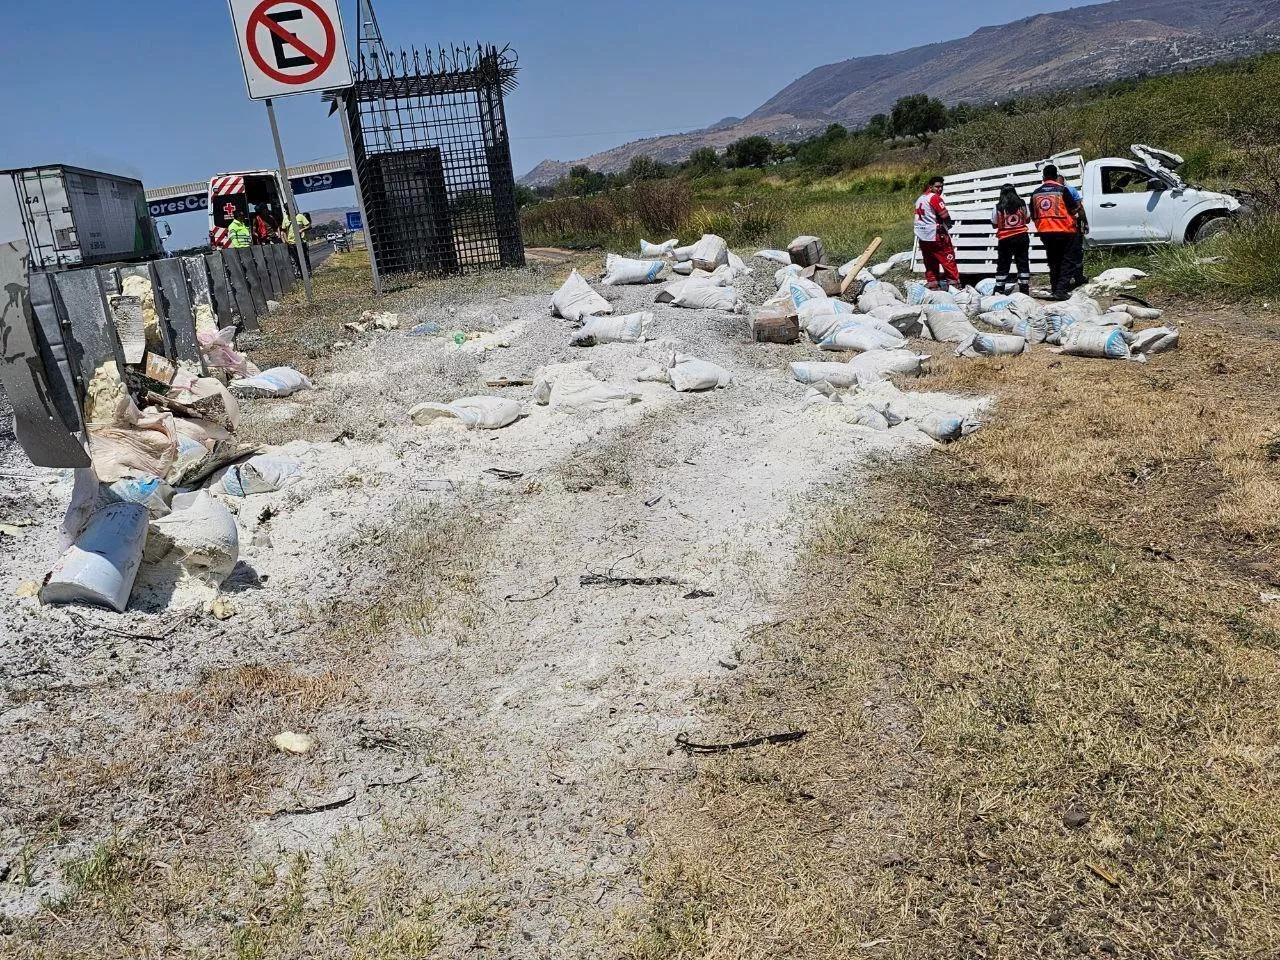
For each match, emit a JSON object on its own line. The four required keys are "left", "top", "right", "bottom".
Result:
{"left": 1086, "top": 145, "right": 1237, "bottom": 245}
{"left": 915, "top": 146, "right": 1241, "bottom": 276}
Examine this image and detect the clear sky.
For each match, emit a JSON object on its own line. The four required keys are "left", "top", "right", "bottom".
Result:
{"left": 0, "top": 0, "right": 1085, "bottom": 246}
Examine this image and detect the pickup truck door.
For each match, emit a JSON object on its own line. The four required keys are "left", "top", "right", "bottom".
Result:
{"left": 1088, "top": 161, "right": 1180, "bottom": 244}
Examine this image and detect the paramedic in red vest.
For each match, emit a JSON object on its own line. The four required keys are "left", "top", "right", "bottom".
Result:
{"left": 914, "top": 176, "right": 961, "bottom": 291}
{"left": 1030, "top": 164, "right": 1087, "bottom": 300}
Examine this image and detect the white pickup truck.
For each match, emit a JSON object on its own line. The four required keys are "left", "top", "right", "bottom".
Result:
{"left": 915, "top": 145, "right": 1242, "bottom": 276}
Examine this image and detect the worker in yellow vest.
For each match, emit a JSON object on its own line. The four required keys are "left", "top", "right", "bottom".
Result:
{"left": 227, "top": 211, "right": 253, "bottom": 249}
{"left": 283, "top": 210, "right": 312, "bottom": 276}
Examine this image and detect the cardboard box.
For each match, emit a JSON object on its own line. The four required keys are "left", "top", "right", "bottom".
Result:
{"left": 788, "top": 235, "right": 826, "bottom": 269}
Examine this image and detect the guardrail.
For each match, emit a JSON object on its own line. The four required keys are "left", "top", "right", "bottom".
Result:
{"left": 0, "top": 242, "right": 297, "bottom": 468}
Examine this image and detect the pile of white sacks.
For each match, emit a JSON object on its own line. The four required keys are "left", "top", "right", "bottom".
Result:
{"left": 760, "top": 258, "right": 1178, "bottom": 366}
{"left": 577, "top": 235, "right": 753, "bottom": 313}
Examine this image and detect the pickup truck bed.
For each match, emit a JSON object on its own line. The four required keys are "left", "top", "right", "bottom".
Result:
{"left": 912, "top": 152, "right": 1085, "bottom": 278}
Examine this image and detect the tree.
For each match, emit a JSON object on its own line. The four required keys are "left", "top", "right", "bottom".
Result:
{"left": 948, "top": 101, "right": 974, "bottom": 126}
{"left": 565, "top": 165, "right": 607, "bottom": 197}
{"left": 823, "top": 123, "right": 849, "bottom": 141}
{"left": 866, "top": 113, "right": 891, "bottom": 140}
{"left": 625, "top": 155, "right": 668, "bottom": 183}
{"left": 515, "top": 184, "right": 541, "bottom": 208}
{"left": 889, "top": 94, "right": 950, "bottom": 144}
{"left": 687, "top": 147, "right": 721, "bottom": 177}
{"left": 724, "top": 136, "right": 773, "bottom": 169}
{"left": 771, "top": 141, "right": 796, "bottom": 163}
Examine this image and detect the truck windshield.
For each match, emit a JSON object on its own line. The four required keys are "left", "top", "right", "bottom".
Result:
{"left": 1103, "top": 168, "right": 1163, "bottom": 195}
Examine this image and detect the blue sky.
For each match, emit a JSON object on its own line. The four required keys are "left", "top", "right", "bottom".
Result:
{"left": 0, "top": 0, "right": 1083, "bottom": 246}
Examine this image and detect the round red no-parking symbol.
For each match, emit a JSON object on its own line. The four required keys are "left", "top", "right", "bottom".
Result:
{"left": 246, "top": 0, "right": 337, "bottom": 86}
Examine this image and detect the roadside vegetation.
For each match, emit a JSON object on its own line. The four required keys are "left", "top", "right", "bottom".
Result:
{"left": 522, "top": 53, "right": 1280, "bottom": 298}
{"left": 625, "top": 286, "right": 1280, "bottom": 960}
{"left": 594, "top": 50, "right": 1280, "bottom": 960}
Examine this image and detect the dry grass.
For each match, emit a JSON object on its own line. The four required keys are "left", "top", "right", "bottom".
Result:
{"left": 628, "top": 311, "right": 1280, "bottom": 959}
{"left": 7, "top": 499, "right": 490, "bottom": 957}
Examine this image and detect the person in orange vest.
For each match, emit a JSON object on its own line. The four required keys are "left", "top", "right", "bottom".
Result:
{"left": 914, "top": 176, "right": 961, "bottom": 291}
{"left": 990, "top": 184, "right": 1031, "bottom": 295}
{"left": 1030, "top": 164, "right": 1087, "bottom": 300}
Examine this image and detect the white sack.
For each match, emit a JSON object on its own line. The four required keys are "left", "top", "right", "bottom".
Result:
{"left": 42, "top": 503, "right": 149, "bottom": 613}
{"left": 918, "top": 413, "right": 982, "bottom": 444}
{"left": 659, "top": 280, "right": 744, "bottom": 312}
{"left": 668, "top": 357, "right": 733, "bottom": 392}
{"left": 791, "top": 362, "right": 864, "bottom": 388}
{"left": 551, "top": 270, "right": 614, "bottom": 322}
{"left": 545, "top": 380, "right": 641, "bottom": 413}
{"left": 857, "top": 280, "right": 905, "bottom": 313}
{"left": 691, "top": 234, "right": 729, "bottom": 271}
{"left": 1116, "top": 303, "right": 1164, "bottom": 321}
{"left": 798, "top": 298, "right": 855, "bottom": 322}
{"left": 1060, "top": 326, "right": 1132, "bottom": 360}
{"left": 410, "top": 396, "right": 524, "bottom": 430}
{"left": 640, "top": 239, "right": 678, "bottom": 257}
{"left": 775, "top": 264, "right": 803, "bottom": 287}
{"left": 755, "top": 250, "right": 792, "bottom": 264}
{"left": 231, "top": 367, "right": 313, "bottom": 399}
{"left": 924, "top": 305, "right": 980, "bottom": 344}
{"left": 959, "top": 333, "right": 1029, "bottom": 358}
{"left": 223, "top": 455, "right": 303, "bottom": 497}
{"left": 786, "top": 278, "right": 827, "bottom": 310}
{"left": 571, "top": 312, "right": 654, "bottom": 346}
{"left": 1089, "top": 267, "right": 1148, "bottom": 290}
{"left": 105, "top": 476, "right": 175, "bottom": 517}
{"left": 848, "top": 350, "right": 928, "bottom": 381}
{"left": 819, "top": 323, "right": 907, "bottom": 353}
{"left": 147, "top": 491, "right": 240, "bottom": 592}
{"left": 602, "top": 254, "right": 666, "bottom": 286}
{"left": 1131, "top": 325, "right": 1180, "bottom": 356}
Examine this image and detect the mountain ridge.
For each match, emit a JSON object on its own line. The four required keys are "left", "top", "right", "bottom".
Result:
{"left": 520, "top": 0, "right": 1280, "bottom": 186}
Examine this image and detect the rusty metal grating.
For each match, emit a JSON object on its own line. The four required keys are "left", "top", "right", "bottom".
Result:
{"left": 342, "top": 43, "right": 524, "bottom": 277}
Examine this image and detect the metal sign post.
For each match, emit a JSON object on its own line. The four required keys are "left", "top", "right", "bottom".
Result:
{"left": 337, "top": 92, "right": 382, "bottom": 295}
{"left": 266, "top": 98, "right": 313, "bottom": 301}
{"left": 228, "top": 0, "right": 355, "bottom": 303}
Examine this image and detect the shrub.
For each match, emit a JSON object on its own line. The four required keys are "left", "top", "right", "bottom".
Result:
{"left": 520, "top": 179, "right": 691, "bottom": 249}
{"left": 630, "top": 180, "right": 692, "bottom": 235}
{"left": 1149, "top": 212, "right": 1280, "bottom": 300}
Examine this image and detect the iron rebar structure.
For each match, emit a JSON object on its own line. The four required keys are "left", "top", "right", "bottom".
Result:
{"left": 342, "top": 43, "right": 524, "bottom": 277}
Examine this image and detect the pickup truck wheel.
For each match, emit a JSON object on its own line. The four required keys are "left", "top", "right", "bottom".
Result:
{"left": 1191, "top": 216, "right": 1230, "bottom": 244}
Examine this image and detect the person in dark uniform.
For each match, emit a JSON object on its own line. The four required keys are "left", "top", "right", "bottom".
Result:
{"left": 1030, "top": 164, "right": 1087, "bottom": 300}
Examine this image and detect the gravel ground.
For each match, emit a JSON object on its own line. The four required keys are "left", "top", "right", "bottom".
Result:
{"left": 0, "top": 259, "right": 982, "bottom": 956}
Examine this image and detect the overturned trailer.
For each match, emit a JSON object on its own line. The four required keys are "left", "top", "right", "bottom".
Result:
{"left": 0, "top": 165, "right": 163, "bottom": 271}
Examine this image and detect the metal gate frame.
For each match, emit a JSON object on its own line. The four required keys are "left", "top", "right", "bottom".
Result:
{"left": 339, "top": 43, "right": 525, "bottom": 278}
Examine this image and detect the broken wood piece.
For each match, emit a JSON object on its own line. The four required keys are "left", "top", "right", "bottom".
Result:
{"left": 485, "top": 468, "right": 525, "bottom": 481}
{"left": 676, "top": 731, "right": 809, "bottom": 755}
{"left": 505, "top": 578, "right": 560, "bottom": 603}
{"left": 487, "top": 378, "right": 533, "bottom": 388}
{"left": 840, "top": 237, "right": 885, "bottom": 296}
{"left": 1087, "top": 862, "right": 1122, "bottom": 888}
{"left": 270, "top": 786, "right": 357, "bottom": 818}
{"left": 580, "top": 574, "right": 685, "bottom": 589}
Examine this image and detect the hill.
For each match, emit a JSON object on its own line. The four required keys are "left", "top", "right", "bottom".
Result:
{"left": 520, "top": 0, "right": 1280, "bottom": 186}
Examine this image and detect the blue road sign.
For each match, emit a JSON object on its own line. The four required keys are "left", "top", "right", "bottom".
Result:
{"left": 345, "top": 210, "right": 364, "bottom": 231}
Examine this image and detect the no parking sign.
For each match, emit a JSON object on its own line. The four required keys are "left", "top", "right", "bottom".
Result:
{"left": 228, "top": 0, "right": 353, "bottom": 100}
